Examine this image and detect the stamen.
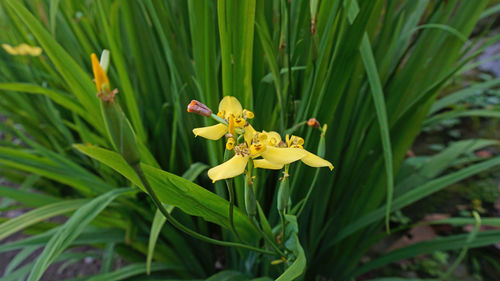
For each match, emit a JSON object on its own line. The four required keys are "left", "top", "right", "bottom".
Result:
{"left": 226, "top": 137, "right": 235, "bottom": 150}
{"left": 234, "top": 143, "right": 250, "bottom": 156}
{"left": 243, "top": 109, "right": 254, "bottom": 119}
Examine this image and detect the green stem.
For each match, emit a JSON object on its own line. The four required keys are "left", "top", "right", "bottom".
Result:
{"left": 284, "top": 121, "right": 306, "bottom": 135}
{"left": 131, "top": 164, "right": 275, "bottom": 256}
{"left": 278, "top": 164, "right": 290, "bottom": 243}
{"left": 280, "top": 211, "right": 286, "bottom": 245}
{"left": 225, "top": 178, "right": 240, "bottom": 240}
{"left": 442, "top": 211, "right": 481, "bottom": 280}
{"left": 250, "top": 217, "right": 286, "bottom": 257}
{"left": 295, "top": 168, "right": 321, "bottom": 217}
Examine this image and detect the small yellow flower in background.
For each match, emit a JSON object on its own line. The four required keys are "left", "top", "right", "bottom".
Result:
{"left": 2, "top": 43, "right": 42, "bottom": 56}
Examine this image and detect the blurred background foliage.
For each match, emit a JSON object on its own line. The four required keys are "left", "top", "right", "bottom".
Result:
{"left": 0, "top": 0, "right": 500, "bottom": 280}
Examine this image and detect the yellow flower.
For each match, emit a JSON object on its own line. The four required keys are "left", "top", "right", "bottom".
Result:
{"left": 91, "top": 53, "right": 117, "bottom": 102}
{"left": 192, "top": 96, "right": 254, "bottom": 142}
{"left": 191, "top": 96, "right": 333, "bottom": 182}
{"left": 253, "top": 132, "right": 333, "bottom": 171}
{"left": 208, "top": 130, "right": 307, "bottom": 182}
{"left": 2, "top": 43, "right": 42, "bottom": 56}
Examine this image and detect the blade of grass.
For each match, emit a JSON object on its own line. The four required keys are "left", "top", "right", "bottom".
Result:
{"left": 360, "top": 32, "right": 394, "bottom": 233}
{"left": 27, "top": 188, "right": 134, "bottom": 281}
{"left": 0, "top": 199, "right": 88, "bottom": 240}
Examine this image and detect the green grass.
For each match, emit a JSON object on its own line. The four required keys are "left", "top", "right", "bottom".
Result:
{"left": 0, "top": 0, "right": 500, "bottom": 280}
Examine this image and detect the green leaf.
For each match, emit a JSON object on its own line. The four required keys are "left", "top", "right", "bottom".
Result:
{"left": 49, "top": 0, "right": 61, "bottom": 36}
{"left": 84, "top": 262, "right": 183, "bottom": 281}
{"left": 205, "top": 270, "right": 250, "bottom": 281}
{"left": 146, "top": 162, "right": 207, "bottom": 274}
{"left": 275, "top": 233, "right": 306, "bottom": 281}
{"left": 3, "top": 0, "right": 103, "bottom": 131}
{"left": 146, "top": 209, "right": 167, "bottom": 275}
{"left": 429, "top": 79, "right": 500, "bottom": 114}
{"left": 0, "top": 227, "right": 125, "bottom": 253}
{"left": 425, "top": 109, "right": 500, "bottom": 127}
{"left": 330, "top": 155, "right": 500, "bottom": 247}
{"left": 0, "top": 83, "right": 87, "bottom": 118}
{"left": 0, "top": 199, "right": 87, "bottom": 240}
{"left": 0, "top": 185, "right": 60, "bottom": 207}
{"left": 360, "top": 32, "right": 394, "bottom": 233}
{"left": 3, "top": 245, "right": 39, "bottom": 276}
{"left": 181, "top": 162, "right": 210, "bottom": 181}
{"left": 354, "top": 229, "right": 500, "bottom": 277}
{"left": 27, "top": 188, "right": 133, "bottom": 281}
{"left": 73, "top": 144, "right": 258, "bottom": 242}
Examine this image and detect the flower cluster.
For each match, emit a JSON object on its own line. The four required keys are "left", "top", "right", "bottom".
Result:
{"left": 188, "top": 96, "right": 333, "bottom": 182}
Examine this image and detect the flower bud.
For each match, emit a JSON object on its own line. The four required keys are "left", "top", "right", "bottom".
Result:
{"left": 91, "top": 52, "right": 140, "bottom": 166}
{"left": 307, "top": 118, "right": 320, "bottom": 128}
{"left": 101, "top": 99, "right": 141, "bottom": 166}
{"left": 245, "top": 182, "right": 257, "bottom": 218}
{"left": 187, "top": 100, "right": 212, "bottom": 117}
{"left": 277, "top": 175, "right": 290, "bottom": 213}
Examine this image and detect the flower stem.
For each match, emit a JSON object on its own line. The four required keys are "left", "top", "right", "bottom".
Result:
{"left": 278, "top": 165, "right": 290, "bottom": 243}
{"left": 225, "top": 178, "right": 240, "bottom": 240}
{"left": 131, "top": 163, "right": 275, "bottom": 256}
{"left": 250, "top": 217, "right": 286, "bottom": 257}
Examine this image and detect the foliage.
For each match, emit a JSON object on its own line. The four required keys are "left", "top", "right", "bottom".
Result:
{"left": 0, "top": 0, "right": 500, "bottom": 280}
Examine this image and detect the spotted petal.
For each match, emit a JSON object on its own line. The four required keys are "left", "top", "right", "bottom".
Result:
{"left": 208, "top": 155, "right": 249, "bottom": 182}
{"left": 219, "top": 96, "right": 242, "bottom": 117}
{"left": 260, "top": 146, "right": 307, "bottom": 165}
{"left": 253, "top": 159, "right": 284, "bottom": 170}
{"left": 301, "top": 151, "right": 334, "bottom": 170}
{"left": 192, "top": 123, "right": 228, "bottom": 140}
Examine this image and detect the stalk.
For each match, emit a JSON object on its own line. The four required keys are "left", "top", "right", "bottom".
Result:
{"left": 131, "top": 163, "right": 275, "bottom": 256}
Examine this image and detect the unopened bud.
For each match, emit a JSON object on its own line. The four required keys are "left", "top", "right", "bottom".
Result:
{"left": 187, "top": 100, "right": 212, "bottom": 117}
{"left": 307, "top": 118, "right": 320, "bottom": 128}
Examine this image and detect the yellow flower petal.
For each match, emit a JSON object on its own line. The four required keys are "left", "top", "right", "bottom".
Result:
{"left": 253, "top": 159, "right": 284, "bottom": 170}
{"left": 2, "top": 44, "right": 17, "bottom": 55}
{"left": 208, "top": 155, "right": 249, "bottom": 182}
{"left": 261, "top": 146, "right": 307, "bottom": 165}
{"left": 219, "top": 96, "right": 242, "bottom": 117}
{"left": 244, "top": 124, "right": 257, "bottom": 145}
{"left": 17, "top": 44, "right": 30, "bottom": 55}
{"left": 28, "top": 46, "right": 42, "bottom": 56}
{"left": 192, "top": 123, "right": 227, "bottom": 140}
{"left": 301, "top": 151, "right": 334, "bottom": 170}
{"left": 91, "top": 53, "right": 110, "bottom": 93}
